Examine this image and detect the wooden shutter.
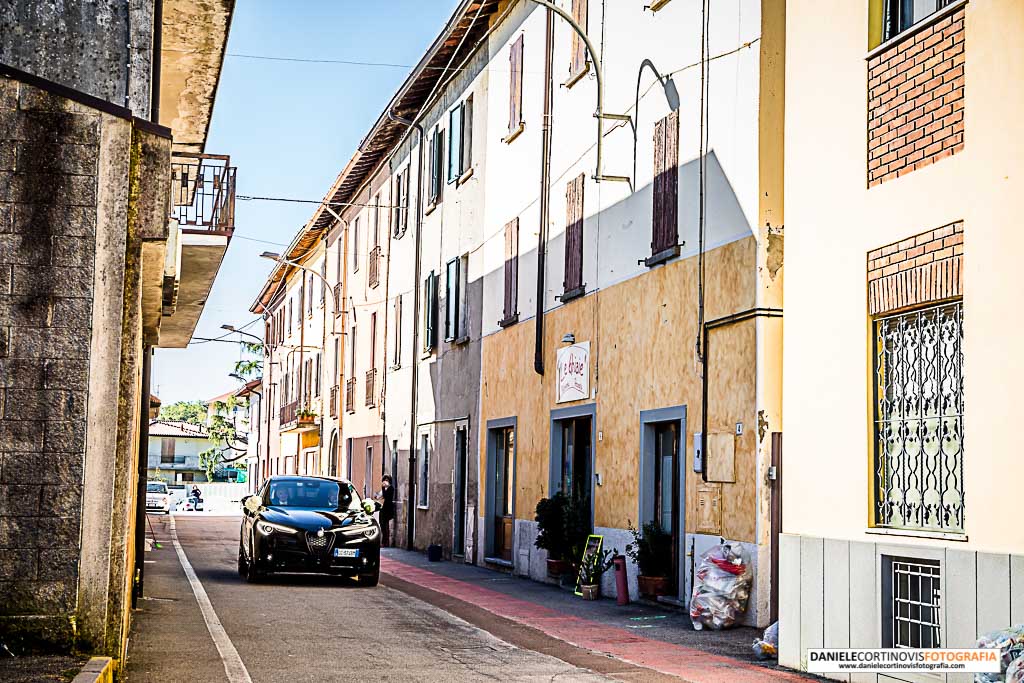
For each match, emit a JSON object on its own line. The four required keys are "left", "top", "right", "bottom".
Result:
{"left": 401, "top": 167, "right": 410, "bottom": 233}
{"left": 570, "top": 0, "right": 588, "bottom": 76}
{"left": 503, "top": 218, "right": 519, "bottom": 321}
{"left": 161, "top": 437, "right": 175, "bottom": 462}
{"left": 462, "top": 98, "right": 473, "bottom": 173}
{"left": 424, "top": 271, "right": 437, "bottom": 350}
{"left": 370, "top": 312, "right": 377, "bottom": 369}
{"left": 652, "top": 110, "right": 679, "bottom": 255}
{"left": 564, "top": 174, "right": 585, "bottom": 294}
{"left": 393, "top": 294, "right": 402, "bottom": 366}
{"left": 509, "top": 34, "right": 524, "bottom": 133}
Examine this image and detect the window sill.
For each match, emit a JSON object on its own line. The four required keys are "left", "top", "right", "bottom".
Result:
{"left": 451, "top": 335, "right": 470, "bottom": 346}
{"left": 865, "top": 0, "right": 968, "bottom": 60}
{"left": 498, "top": 314, "right": 519, "bottom": 328}
{"left": 563, "top": 62, "right": 590, "bottom": 89}
{"left": 424, "top": 202, "right": 438, "bottom": 217}
{"left": 866, "top": 527, "right": 968, "bottom": 542}
{"left": 560, "top": 286, "right": 586, "bottom": 303}
{"left": 456, "top": 167, "right": 474, "bottom": 186}
{"left": 502, "top": 122, "right": 525, "bottom": 145}
{"left": 417, "top": 504, "right": 429, "bottom": 511}
{"left": 645, "top": 245, "right": 680, "bottom": 268}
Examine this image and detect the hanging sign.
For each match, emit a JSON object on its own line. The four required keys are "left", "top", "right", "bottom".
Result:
{"left": 556, "top": 341, "right": 590, "bottom": 403}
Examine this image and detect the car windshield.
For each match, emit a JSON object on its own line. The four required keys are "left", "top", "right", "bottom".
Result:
{"left": 147, "top": 483, "right": 167, "bottom": 493}
{"left": 266, "top": 479, "right": 360, "bottom": 511}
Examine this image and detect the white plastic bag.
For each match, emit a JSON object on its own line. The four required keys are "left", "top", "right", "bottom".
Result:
{"left": 689, "top": 542, "right": 751, "bottom": 630}
{"left": 975, "top": 624, "right": 1024, "bottom": 683}
{"left": 752, "top": 621, "right": 779, "bottom": 659}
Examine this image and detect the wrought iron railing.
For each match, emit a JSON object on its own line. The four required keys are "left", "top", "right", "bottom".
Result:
{"left": 345, "top": 378, "right": 356, "bottom": 414}
{"left": 368, "top": 245, "right": 381, "bottom": 288}
{"left": 365, "top": 368, "right": 377, "bottom": 407}
{"left": 170, "top": 153, "right": 237, "bottom": 232}
{"left": 329, "top": 385, "right": 339, "bottom": 418}
{"left": 280, "top": 400, "right": 298, "bottom": 426}
{"left": 874, "top": 301, "right": 964, "bottom": 533}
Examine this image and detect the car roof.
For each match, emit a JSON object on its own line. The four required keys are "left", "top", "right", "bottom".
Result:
{"left": 267, "top": 475, "right": 352, "bottom": 486}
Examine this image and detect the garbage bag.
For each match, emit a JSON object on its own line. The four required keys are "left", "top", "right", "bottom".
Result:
{"left": 1007, "top": 656, "right": 1024, "bottom": 683}
{"left": 752, "top": 621, "right": 779, "bottom": 659}
{"left": 690, "top": 542, "right": 752, "bottom": 630}
{"left": 974, "top": 624, "right": 1024, "bottom": 683}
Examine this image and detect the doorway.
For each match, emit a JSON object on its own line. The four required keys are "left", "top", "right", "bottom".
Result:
{"left": 639, "top": 406, "right": 686, "bottom": 600}
{"left": 549, "top": 404, "right": 596, "bottom": 530}
{"left": 453, "top": 427, "right": 468, "bottom": 556}
{"left": 485, "top": 417, "right": 516, "bottom": 563}
{"left": 770, "top": 432, "right": 782, "bottom": 623}
{"left": 653, "top": 421, "right": 680, "bottom": 594}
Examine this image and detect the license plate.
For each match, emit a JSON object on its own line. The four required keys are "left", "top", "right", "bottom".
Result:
{"left": 334, "top": 548, "right": 359, "bottom": 558}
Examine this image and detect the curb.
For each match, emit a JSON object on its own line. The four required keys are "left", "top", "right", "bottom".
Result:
{"left": 71, "top": 656, "right": 114, "bottom": 683}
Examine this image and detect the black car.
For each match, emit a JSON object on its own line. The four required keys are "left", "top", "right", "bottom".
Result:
{"left": 237, "top": 476, "right": 381, "bottom": 585}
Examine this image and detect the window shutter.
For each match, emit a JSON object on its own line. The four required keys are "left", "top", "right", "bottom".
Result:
{"left": 393, "top": 294, "right": 402, "bottom": 366}
{"left": 424, "top": 271, "right": 437, "bottom": 351}
{"left": 503, "top": 218, "right": 519, "bottom": 321}
{"left": 462, "top": 98, "right": 473, "bottom": 174}
{"left": 448, "top": 107, "right": 460, "bottom": 183}
{"left": 510, "top": 34, "right": 524, "bottom": 133}
{"left": 652, "top": 110, "right": 679, "bottom": 255}
{"left": 564, "top": 174, "right": 585, "bottom": 293}
{"left": 570, "top": 0, "right": 588, "bottom": 76}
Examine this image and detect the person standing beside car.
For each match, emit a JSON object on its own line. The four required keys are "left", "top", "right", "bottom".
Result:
{"left": 374, "top": 475, "right": 395, "bottom": 547}
{"left": 190, "top": 485, "right": 201, "bottom": 509}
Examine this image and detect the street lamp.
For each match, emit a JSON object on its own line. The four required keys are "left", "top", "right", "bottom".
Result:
{"left": 261, "top": 251, "right": 342, "bottom": 333}
{"left": 220, "top": 324, "right": 263, "bottom": 343}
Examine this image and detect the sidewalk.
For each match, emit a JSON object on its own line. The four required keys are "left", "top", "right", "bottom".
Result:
{"left": 380, "top": 549, "right": 818, "bottom": 683}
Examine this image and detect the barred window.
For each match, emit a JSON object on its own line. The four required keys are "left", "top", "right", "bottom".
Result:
{"left": 873, "top": 301, "right": 963, "bottom": 533}
{"left": 882, "top": 556, "right": 941, "bottom": 649}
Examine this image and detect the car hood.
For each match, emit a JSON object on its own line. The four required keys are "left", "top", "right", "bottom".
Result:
{"left": 260, "top": 507, "right": 374, "bottom": 532}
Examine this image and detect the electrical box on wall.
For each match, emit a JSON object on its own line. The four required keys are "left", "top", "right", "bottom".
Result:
{"left": 693, "top": 432, "right": 703, "bottom": 473}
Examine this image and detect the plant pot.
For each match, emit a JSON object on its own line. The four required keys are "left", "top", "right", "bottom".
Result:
{"left": 546, "top": 558, "right": 571, "bottom": 577}
{"left": 427, "top": 544, "right": 443, "bottom": 562}
{"left": 637, "top": 575, "right": 670, "bottom": 597}
{"left": 580, "top": 583, "right": 600, "bottom": 600}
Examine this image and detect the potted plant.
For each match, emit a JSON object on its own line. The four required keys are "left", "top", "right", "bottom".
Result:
{"left": 626, "top": 520, "right": 673, "bottom": 597}
{"left": 296, "top": 409, "right": 317, "bottom": 425}
{"left": 535, "top": 492, "right": 571, "bottom": 576}
{"left": 578, "top": 548, "right": 616, "bottom": 600}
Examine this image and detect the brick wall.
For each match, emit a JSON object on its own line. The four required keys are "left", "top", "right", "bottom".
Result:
{"left": 867, "top": 7, "right": 965, "bottom": 187}
{"left": 867, "top": 221, "right": 963, "bottom": 315}
{"left": 0, "top": 76, "right": 99, "bottom": 650}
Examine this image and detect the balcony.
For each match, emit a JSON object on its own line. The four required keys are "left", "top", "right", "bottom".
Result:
{"left": 368, "top": 245, "right": 381, "bottom": 288}
{"left": 345, "top": 378, "right": 356, "bottom": 414}
{"left": 329, "top": 385, "right": 339, "bottom": 418}
{"left": 171, "top": 154, "right": 237, "bottom": 232}
{"left": 365, "top": 368, "right": 377, "bottom": 407}
{"left": 279, "top": 401, "right": 318, "bottom": 434}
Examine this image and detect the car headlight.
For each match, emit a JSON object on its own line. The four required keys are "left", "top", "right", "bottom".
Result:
{"left": 363, "top": 526, "right": 379, "bottom": 539}
{"left": 258, "top": 521, "right": 298, "bottom": 535}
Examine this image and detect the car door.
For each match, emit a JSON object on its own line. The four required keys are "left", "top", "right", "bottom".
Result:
{"left": 242, "top": 480, "right": 269, "bottom": 556}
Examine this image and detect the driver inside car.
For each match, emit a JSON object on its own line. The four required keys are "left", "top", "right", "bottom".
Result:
{"left": 272, "top": 486, "right": 291, "bottom": 506}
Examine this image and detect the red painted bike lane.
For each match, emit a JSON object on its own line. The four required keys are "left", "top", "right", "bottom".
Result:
{"left": 381, "top": 557, "right": 814, "bottom": 683}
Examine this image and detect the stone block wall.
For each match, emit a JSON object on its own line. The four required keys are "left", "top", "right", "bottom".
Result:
{"left": 0, "top": 76, "right": 100, "bottom": 650}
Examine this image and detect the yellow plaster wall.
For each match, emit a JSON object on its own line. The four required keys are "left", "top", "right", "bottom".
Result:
{"left": 479, "top": 237, "right": 760, "bottom": 542}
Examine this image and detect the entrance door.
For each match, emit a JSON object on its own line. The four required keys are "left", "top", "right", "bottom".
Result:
{"left": 653, "top": 421, "right": 680, "bottom": 594}
{"left": 493, "top": 427, "right": 514, "bottom": 562}
{"left": 770, "top": 432, "right": 783, "bottom": 623}
{"left": 558, "top": 417, "right": 592, "bottom": 528}
{"left": 454, "top": 428, "right": 468, "bottom": 555}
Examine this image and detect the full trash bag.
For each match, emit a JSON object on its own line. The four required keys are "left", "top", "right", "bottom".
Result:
{"left": 752, "top": 621, "right": 779, "bottom": 659}
{"left": 975, "top": 624, "right": 1024, "bottom": 683}
{"left": 689, "top": 542, "right": 752, "bottom": 630}
{"left": 1007, "top": 656, "right": 1024, "bottom": 683}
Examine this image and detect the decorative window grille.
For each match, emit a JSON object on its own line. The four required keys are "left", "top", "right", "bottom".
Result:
{"left": 883, "top": 557, "right": 941, "bottom": 649}
{"left": 874, "top": 301, "right": 964, "bottom": 533}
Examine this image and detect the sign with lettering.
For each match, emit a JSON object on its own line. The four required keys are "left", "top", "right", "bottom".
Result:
{"left": 556, "top": 342, "right": 590, "bottom": 404}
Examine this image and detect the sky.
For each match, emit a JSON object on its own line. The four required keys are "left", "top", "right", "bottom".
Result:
{"left": 152, "top": 0, "right": 461, "bottom": 405}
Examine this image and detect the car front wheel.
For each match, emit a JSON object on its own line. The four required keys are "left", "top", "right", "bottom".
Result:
{"left": 359, "top": 567, "right": 379, "bottom": 587}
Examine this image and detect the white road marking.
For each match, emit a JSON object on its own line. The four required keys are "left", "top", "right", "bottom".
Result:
{"left": 168, "top": 515, "right": 253, "bottom": 683}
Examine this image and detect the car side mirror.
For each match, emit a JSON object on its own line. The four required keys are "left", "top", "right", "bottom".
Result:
{"left": 244, "top": 495, "right": 262, "bottom": 513}
{"left": 361, "top": 499, "right": 375, "bottom": 515}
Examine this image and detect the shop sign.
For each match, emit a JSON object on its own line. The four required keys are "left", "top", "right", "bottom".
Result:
{"left": 556, "top": 342, "right": 590, "bottom": 403}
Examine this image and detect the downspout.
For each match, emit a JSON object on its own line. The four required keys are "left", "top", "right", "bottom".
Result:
{"left": 132, "top": 347, "right": 152, "bottom": 606}
{"left": 388, "top": 109, "right": 424, "bottom": 550}
{"left": 264, "top": 329, "right": 272, "bottom": 487}
{"left": 534, "top": 7, "right": 555, "bottom": 375}
{"left": 298, "top": 276, "right": 305, "bottom": 474}
{"left": 150, "top": 0, "right": 162, "bottom": 121}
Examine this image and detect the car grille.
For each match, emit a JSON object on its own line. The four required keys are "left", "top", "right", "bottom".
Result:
{"left": 305, "top": 531, "right": 334, "bottom": 555}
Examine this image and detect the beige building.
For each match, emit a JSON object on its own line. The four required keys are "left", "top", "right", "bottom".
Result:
{"left": 780, "top": 0, "right": 1024, "bottom": 678}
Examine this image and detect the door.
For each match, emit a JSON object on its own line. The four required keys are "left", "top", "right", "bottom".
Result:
{"left": 493, "top": 427, "right": 514, "bottom": 562}
{"left": 653, "top": 422, "right": 680, "bottom": 595}
{"left": 770, "top": 432, "right": 783, "bottom": 623}
{"left": 559, "top": 416, "right": 592, "bottom": 529}
{"left": 454, "top": 428, "right": 468, "bottom": 555}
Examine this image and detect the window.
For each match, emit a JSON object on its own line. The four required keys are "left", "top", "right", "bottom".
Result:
{"left": 448, "top": 97, "right": 473, "bottom": 183}
{"left": 423, "top": 270, "right": 438, "bottom": 352}
{"left": 507, "top": 34, "right": 524, "bottom": 138}
{"left": 501, "top": 218, "right": 519, "bottom": 325}
{"left": 445, "top": 255, "right": 468, "bottom": 342}
{"left": 569, "top": 0, "right": 588, "bottom": 79}
{"left": 160, "top": 437, "right": 175, "bottom": 464}
{"left": 392, "top": 294, "right": 402, "bottom": 367}
{"left": 371, "top": 194, "right": 380, "bottom": 250}
{"left": 650, "top": 110, "right": 679, "bottom": 262}
{"left": 349, "top": 324, "right": 357, "bottom": 377}
{"left": 333, "top": 338, "right": 340, "bottom": 384}
{"left": 874, "top": 301, "right": 963, "bottom": 533}
{"left": 288, "top": 297, "right": 293, "bottom": 332}
{"left": 352, "top": 217, "right": 360, "bottom": 272}
{"left": 882, "top": 556, "right": 941, "bottom": 648}
{"left": 883, "top": 0, "right": 955, "bottom": 42}
{"left": 393, "top": 166, "right": 409, "bottom": 237}
{"left": 418, "top": 434, "right": 430, "bottom": 507}
{"left": 320, "top": 258, "right": 326, "bottom": 304}
{"left": 391, "top": 440, "right": 399, "bottom": 483}
{"left": 429, "top": 125, "right": 444, "bottom": 204}
{"left": 563, "top": 173, "right": 585, "bottom": 298}
{"left": 314, "top": 353, "right": 321, "bottom": 397}
{"left": 369, "top": 312, "right": 377, "bottom": 370}
{"left": 365, "top": 444, "right": 374, "bottom": 498}
{"left": 307, "top": 273, "right": 314, "bottom": 316}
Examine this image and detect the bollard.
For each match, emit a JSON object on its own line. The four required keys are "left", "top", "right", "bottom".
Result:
{"left": 612, "top": 555, "right": 629, "bottom": 605}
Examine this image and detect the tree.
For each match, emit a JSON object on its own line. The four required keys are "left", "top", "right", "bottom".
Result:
{"left": 233, "top": 341, "right": 264, "bottom": 379}
{"left": 198, "top": 397, "right": 248, "bottom": 481}
{"left": 158, "top": 400, "right": 207, "bottom": 425}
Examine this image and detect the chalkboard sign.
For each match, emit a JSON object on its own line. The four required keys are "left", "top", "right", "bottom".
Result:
{"left": 574, "top": 534, "right": 604, "bottom": 596}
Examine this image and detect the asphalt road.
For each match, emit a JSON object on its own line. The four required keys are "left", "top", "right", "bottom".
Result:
{"left": 125, "top": 515, "right": 615, "bottom": 682}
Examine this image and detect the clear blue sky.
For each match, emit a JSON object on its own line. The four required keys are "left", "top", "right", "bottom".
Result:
{"left": 152, "top": 0, "right": 461, "bottom": 405}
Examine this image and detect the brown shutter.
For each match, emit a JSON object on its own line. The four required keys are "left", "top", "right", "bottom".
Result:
{"left": 510, "top": 34, "right": 524, "bottom": 133}
{"left": 564, "top": 174, "right": 585, "bottom": 294}
{"left": 652, "top": 110, "right": 679, "bottom": 255}
{"left": 571, "top": 0, "right": 588, "bottom": 76}
{"left": 503, "top": 218, "right": 519, "bottom": 321}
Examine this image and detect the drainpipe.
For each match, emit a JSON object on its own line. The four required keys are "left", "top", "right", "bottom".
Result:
{"left": 132, "top": 346, "right": 152, "bottom": 606}
{"left": 534, "top": 7, "right": 555, "bottom": 376}
{"left": 264, "top": 315, "right": 273, "bottom": 487}
{"left": 150, "top": 0, "right": 162, "bottom": 121}
{"left": 387, "top": 109, "right": 425, "bottom": 550}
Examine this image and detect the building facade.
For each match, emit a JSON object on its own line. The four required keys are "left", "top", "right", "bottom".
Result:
{"left": 779, "top": 0, "right": 1023, "bottom": 678}
{"left": 147, "top": 420, "right": 213, "bottom": 482}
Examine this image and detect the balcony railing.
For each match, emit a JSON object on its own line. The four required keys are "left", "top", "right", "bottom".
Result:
{"left": 280, "top": 400, "right": 298, "bottom": 426}
{"left": 368, "top": 245, "right": 381, "bottom": 288}
{"left": 171, "top": 153, "right": 237, "bottom": 232}
{"left": 334, "top": 283, "right": 344, "bottom": 318}
{"left": 345, "top": 378, "right": 356, "bottom": 414}
{"left": 329, "top": 385, "right": 339, "bottom": 418}
{"left": 365, "top": 368, "right": 377, "bottom": 407}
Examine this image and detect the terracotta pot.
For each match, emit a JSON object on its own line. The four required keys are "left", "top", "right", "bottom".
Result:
{"left": 637, "top": 574, "right": 670, "bottom": 597}
{"left": 580, "top": 583, "right": 600, "bottom": 600}
{"left": 546, "top": 558, "right": 571, "bottom": 577}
